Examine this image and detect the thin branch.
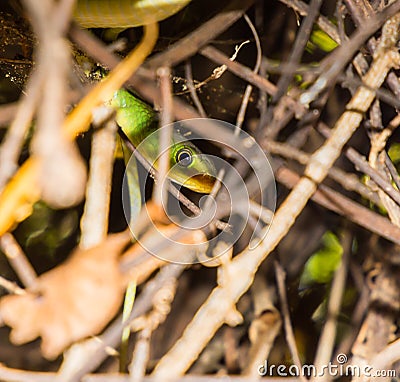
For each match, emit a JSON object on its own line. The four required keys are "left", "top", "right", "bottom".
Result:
{"left": 0, "top": 68, "right": 43, "bottom": 190}
{"left": 0, "top": 233, "right": 37, "bottom": 289}
{"left": 184, "top": 60, "right": 207, "bottom": 118}
{"left": 317, "top": 123, "right": 400, "bottom": 208}
{"left": 80, "top": 117, "right": 118, "bottom": 249}
{"left": 200, "top": 45, "right": 278, "bottom": 97}
{"left": 278, "top": 0, "right": 341, "bottom": 43}
{"left": 128, "top": 327, "right": 151, "bottom": 382}
{"left": 234, "top": 13, "right": 262, "bottom": 133}
{"left": 0, "top": 102, "right": 18, "bottom": 128}
{"left": 274, "top": 261, "right": 306, "bottom": 382}
{"left": 0, "top": 275, "right": 26, "bottom": 296}
{"left": 343, "top": 0, "right": 374, "bottom": 27}
{"left": 384, "top": 152, "right": 400, "bottom": 191}
{"left": 266, "top": 140, "right": 383, "bottom": 207}
{"left": 272, "top": 0, "right": 324, "bottom": 103}
{"left": 369, "top": 338, "right": 400, "bottom": 371}
{"left": 334, "top": 262, "right": 370, "bottom": 360}
{"left": 312, "top": 232, "right": 351, "bottom": 382}
{"left": 153, "top": 66, "right": 172, "bottom": 209}
{"left": 276, "top": 166, "right": 400, "bottom": 246}
{"left": 244, "top": 276, "right": 281, "bottom": 376}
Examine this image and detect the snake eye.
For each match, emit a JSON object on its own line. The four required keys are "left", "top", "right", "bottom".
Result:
{"left": 176, "top": 148, "right": 193, "bottom": 167}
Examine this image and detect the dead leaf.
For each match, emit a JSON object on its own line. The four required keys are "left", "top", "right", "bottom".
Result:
{"left": 0, "top": 231, "right": 130, "bottom": 360}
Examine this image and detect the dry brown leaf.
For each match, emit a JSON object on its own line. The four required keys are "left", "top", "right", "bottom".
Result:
{"left": 0, "top": 231, "right": 130, "bottom": 360}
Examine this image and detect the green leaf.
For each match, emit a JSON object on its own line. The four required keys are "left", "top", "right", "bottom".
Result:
{"left": 388, "top": 143, "right": 400, "bottom": 164}
{"left": 310, "top": 29, "right": 338, "bottom": 53}
{"left": 300, "top": 231, "right": 343, "bottom": 287}
{"left": 120, "top": 280, "right": 137, "bottom": 372}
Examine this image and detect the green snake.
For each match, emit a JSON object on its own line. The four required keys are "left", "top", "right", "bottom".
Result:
{"left": 110, "top": 89, "right": 215, "bottom": 194}
{"left": 74, "top": 0, "right": 192, "bottom": 28}
{"left": 73, "top": 1, "right": 216, "bottom": 220}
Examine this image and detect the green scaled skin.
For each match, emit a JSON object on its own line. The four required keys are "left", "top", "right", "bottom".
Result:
{"left": 74, "top": 0, "right": 192, "bottom": 29}
{"left": 110, "top": 89, "right": 158, "bottom": 147}
{"left": 110, "top": 89, "right": 216, "bottom": 194}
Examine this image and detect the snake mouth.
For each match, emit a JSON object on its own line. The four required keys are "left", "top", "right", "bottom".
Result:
{"left": 187, "top": 174, "right": 216, "bottom": 194}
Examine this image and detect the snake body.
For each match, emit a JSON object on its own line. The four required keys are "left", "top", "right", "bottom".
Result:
{"left": 74, "top": 0, "right": 192, "bottom": 28}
